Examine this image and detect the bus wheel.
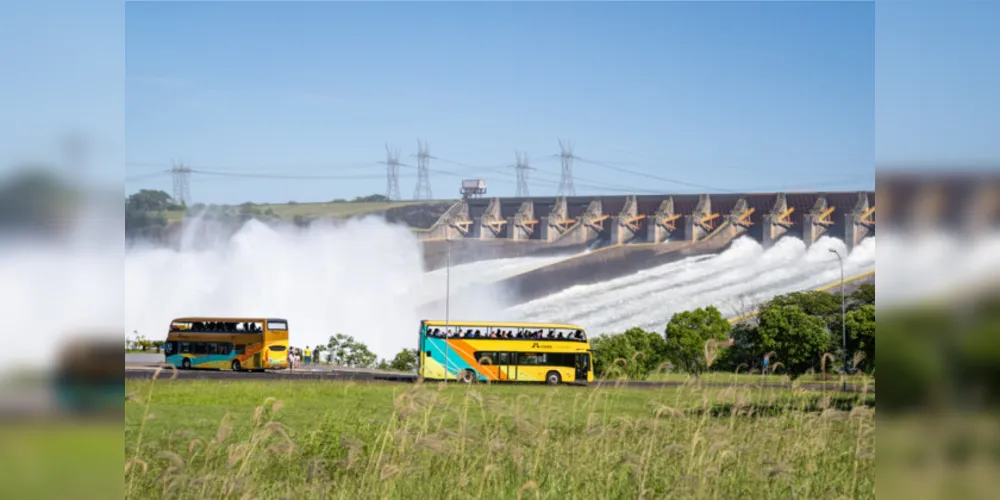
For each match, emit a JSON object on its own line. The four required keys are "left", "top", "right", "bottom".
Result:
{"left": 459, "top": 370, "right": 476, "bottom": 384}
{"left": 231, "top": 360, "right": 241, "bottom": 372}
{"left": 182, "top": 358, "right": 191, "bottom": 370}
{"left": 545, "top": 371, "right": 561, "bottom": 385}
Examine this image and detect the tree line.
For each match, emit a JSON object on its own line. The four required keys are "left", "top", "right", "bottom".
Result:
{"left": 125, "top": 189, "right": 393, "bottom": 239}
{"left": 302, "top": 285, "right": 875, "bottom": 380}
{"left": 306, "top": 334, "right": 418, "bottom": 373}
{"left": 590, "top": 284, "right": 876, "bottom": 380}
{"left": 124, "top": 285, "right": 874, "bottom": 379}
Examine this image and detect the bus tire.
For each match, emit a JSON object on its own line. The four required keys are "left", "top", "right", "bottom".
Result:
{"left": 231, "top": 360, "right": 241, "bottom": 372}
{"left": 182, "top": 358, "right": 191, "bottom": 370}
{"left": 545, "top": 371, "right": 561, "bottom": 385}
{"left": 459, "top": 369, "right": 476, "bottom": 384}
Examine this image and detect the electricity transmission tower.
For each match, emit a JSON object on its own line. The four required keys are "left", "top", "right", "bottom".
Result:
{"left": 515, "top": 150, "right": 531, "bottom": 197}
{"left": 170, "top": 162, "right": 192, "bottom": 205}
{"left": 557, "top": 139, "right": 576, "bottom": 197}
{"left": 413, "top": 139, "right": 433, "bottom": 200}
{"left": 382, "top": 144, "right": 401, "bottom": 201}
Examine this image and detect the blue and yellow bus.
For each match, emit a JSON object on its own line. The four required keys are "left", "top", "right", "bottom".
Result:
{"left": 164, "top": 317, "right": 289, "bottom": 371}
{"left": 417, "top": 320, "right": 594, "bottom": 385}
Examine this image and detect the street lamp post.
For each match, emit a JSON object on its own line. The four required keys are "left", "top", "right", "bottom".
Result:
{"left": 445, "top": 236, "right": 451, "bottom": 382}
{"left": 829, "top": 248, "right": 847, "bottom": 392}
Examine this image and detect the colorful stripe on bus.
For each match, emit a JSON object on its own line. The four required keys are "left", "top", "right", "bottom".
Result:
{"left": 165, "top": 342, "right": 288, "bottom": 370}
{"left": 421, "top": 337, "right": 591, "bottom": 383}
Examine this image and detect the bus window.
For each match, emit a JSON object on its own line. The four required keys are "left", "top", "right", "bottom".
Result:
{"left": 520, "top": 353, "right": 544, "bottom": 365}
{"left": 165, "top": 341, "right": 176, "bottom": 354}
{"left": 193, "top": 342, "right": 207, "bottom": 355}
{"left": 235, "top": 344, "right": 246, "bottom": 354}
{"left": 180, "top": 342, "right": 191, "bottom": 354}
{"left": 268, "top": 320, "right": 288, "bottom": 331}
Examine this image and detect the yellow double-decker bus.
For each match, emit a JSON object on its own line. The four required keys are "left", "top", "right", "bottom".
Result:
{"left": 417, "top": 320, "right": 594, "bottom": 385}
{"left": 164, "top": 317, "right": 289, "bottom": 371}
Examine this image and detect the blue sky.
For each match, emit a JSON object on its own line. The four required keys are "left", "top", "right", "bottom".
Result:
{"left": 124, "top": 1, "right": 878, "bottom": 204}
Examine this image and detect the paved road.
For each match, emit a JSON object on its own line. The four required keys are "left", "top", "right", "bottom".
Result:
{"left": 124, "top": 364, "right": 416, "bottom": 382}
{"left": 124, "top": 365, "right": 872, "bottom": 393}
{"left": 125, "top": 353, "right": 164, "bottom": 364}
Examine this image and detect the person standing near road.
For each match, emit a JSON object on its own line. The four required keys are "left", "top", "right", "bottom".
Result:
{"left": 304, "top": 346, "right": 312, "bottom": 365}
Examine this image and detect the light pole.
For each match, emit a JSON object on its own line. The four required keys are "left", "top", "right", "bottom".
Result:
{"left": 829, "top": 248, "right": 847, "bottom": 392}
{"left": 444, "top": 235, "right": 451, "bottom": 382}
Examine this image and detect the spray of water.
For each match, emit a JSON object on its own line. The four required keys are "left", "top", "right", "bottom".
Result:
{"left": 126, "top": 216, "right": 432, "bottom": 360}
{"left": 875, "top": 229, "right": 1000, "bottom": 309}
{"left": 0, "top": 197, "right": 123, "bottom": 374}
{"left": 508, "top": 235, "right": 876, "bottom": 335}
{"left": 124, "top": 214, "right": 882, "bottom": 361}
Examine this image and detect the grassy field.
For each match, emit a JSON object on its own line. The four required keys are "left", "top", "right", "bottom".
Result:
{"left": 644, "top": 371, "right": 874, "bottom": 387}
{"left": 125, "top": 376, "right": 875, "bottom": 499}
{"left": 163, "top": 201, "right": 441, "bottom": 223}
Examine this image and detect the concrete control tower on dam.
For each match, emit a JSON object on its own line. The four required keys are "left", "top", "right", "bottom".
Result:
{"left": 416, "top": 190, "right": 877, "bottom": 306}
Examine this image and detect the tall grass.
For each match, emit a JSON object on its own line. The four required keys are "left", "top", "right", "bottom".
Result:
{"left": 125, "top": 370, "right": 874, "bottom": 499}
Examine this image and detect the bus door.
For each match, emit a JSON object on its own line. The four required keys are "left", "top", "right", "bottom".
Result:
{"left": 575, "top": 353, "right": 590, "bottom": 383}
{"left": 498, "top": 352, "right": 515, "bottom": 381}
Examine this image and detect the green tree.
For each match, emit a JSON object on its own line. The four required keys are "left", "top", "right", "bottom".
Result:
{"left": 126, "top": 189, "right": 174, "bottom": 212}
{"left": 352, "top": 194, "right": 390, "bottom": 203}
{"left": 845, "top": 304, "right": 875, "bottom": 372}
{"left": 850, "top": 284, "right": 875, "bottom": 307}
{"left": 663, "top": 306, "right": 731, "bottom": 376}
{"left": 326, "top": 334, "right": 378, "bottom": 368}
{"left": 389, "top": 348, "right": 418, "bottom": 372}
{"left": 591, "top": 328, "right": 667, "bottom": 380}
{"left": 756, "top": 304, "right": 832, "bottom": 376}
{"left": 712, "top": 322, "right": 758, "bottom": 372}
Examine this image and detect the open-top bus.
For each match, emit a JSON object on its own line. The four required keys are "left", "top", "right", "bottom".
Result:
{"left": 417, "top": 320, "right": 594, "bottom": 385}
{"left": 164, "top": 317, "right": 289, "bottom": 371}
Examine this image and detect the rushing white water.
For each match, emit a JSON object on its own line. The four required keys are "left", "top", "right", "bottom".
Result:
{"left": 508, "top": 235, "right": 877, "bottom": 335}
{"left": 123, "top": 216, "right": 882, "bottom": 359}
{"left": 420, "top": 252, "right": 580, "bottom": 304}
{"left": 126, "top": 217, "right": 430, "bottom": 360}
{"left": 0, "top": 198, "right": 123, "bottom": 374}
{"left": 875, "top": 230, "right": 1000, "bottom": 309}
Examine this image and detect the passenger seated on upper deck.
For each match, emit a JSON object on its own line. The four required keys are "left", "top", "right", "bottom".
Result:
{"left": 557, "top": 332, "right": 565, "bottom": 340}
{"left": 465, "top": 329, "right": 473, "bottom": 338}
{"left": 474, "top": 330, "right": 482, "bottom": 338}
{"left": 574, "top": 330, "right": 584, "bottom": 341}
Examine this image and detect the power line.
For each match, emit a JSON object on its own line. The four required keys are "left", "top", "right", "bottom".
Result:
{"left": 515, "top": 150, "right": 531, "bottom": 197}
{"left": 425, "top": 155, "right": 662, "bottom": 195}
{"left": 190, "top": 169, "right": 386, "bottom": 180}
{"left": 412, "top": 139, "right": 433, "bottom": 200}
{"left": 557, "top": 139, "right": 575, "bottom": 197}
{"left": 171, "top": 162, "right": 191, "bottom": 205}
{"left": 126, "top": 171, "right": 171, "bottom": 183}
{"left": 126, "top": 161, "right": 379, "bottom": 172}
{"left": 573, "top": 156, "right": 736, "bottom": 193}
{"left": 381, "top": 144, "right": 402, "bottom": 201}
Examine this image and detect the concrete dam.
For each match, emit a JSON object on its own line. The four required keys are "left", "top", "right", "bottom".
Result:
{"left": 417, "top": 190, "right": 877, "bottom": 307}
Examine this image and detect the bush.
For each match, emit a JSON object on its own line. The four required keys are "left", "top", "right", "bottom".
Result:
{"left": 663, "top": 306, "right": 730, "bottom": 376}
{"left": 591, "top": 328, "right": 666, "bottom": 380}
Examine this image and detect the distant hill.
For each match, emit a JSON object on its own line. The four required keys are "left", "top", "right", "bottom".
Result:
{"left": 126, "top": 189, "right": 455, "bottom": 245}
